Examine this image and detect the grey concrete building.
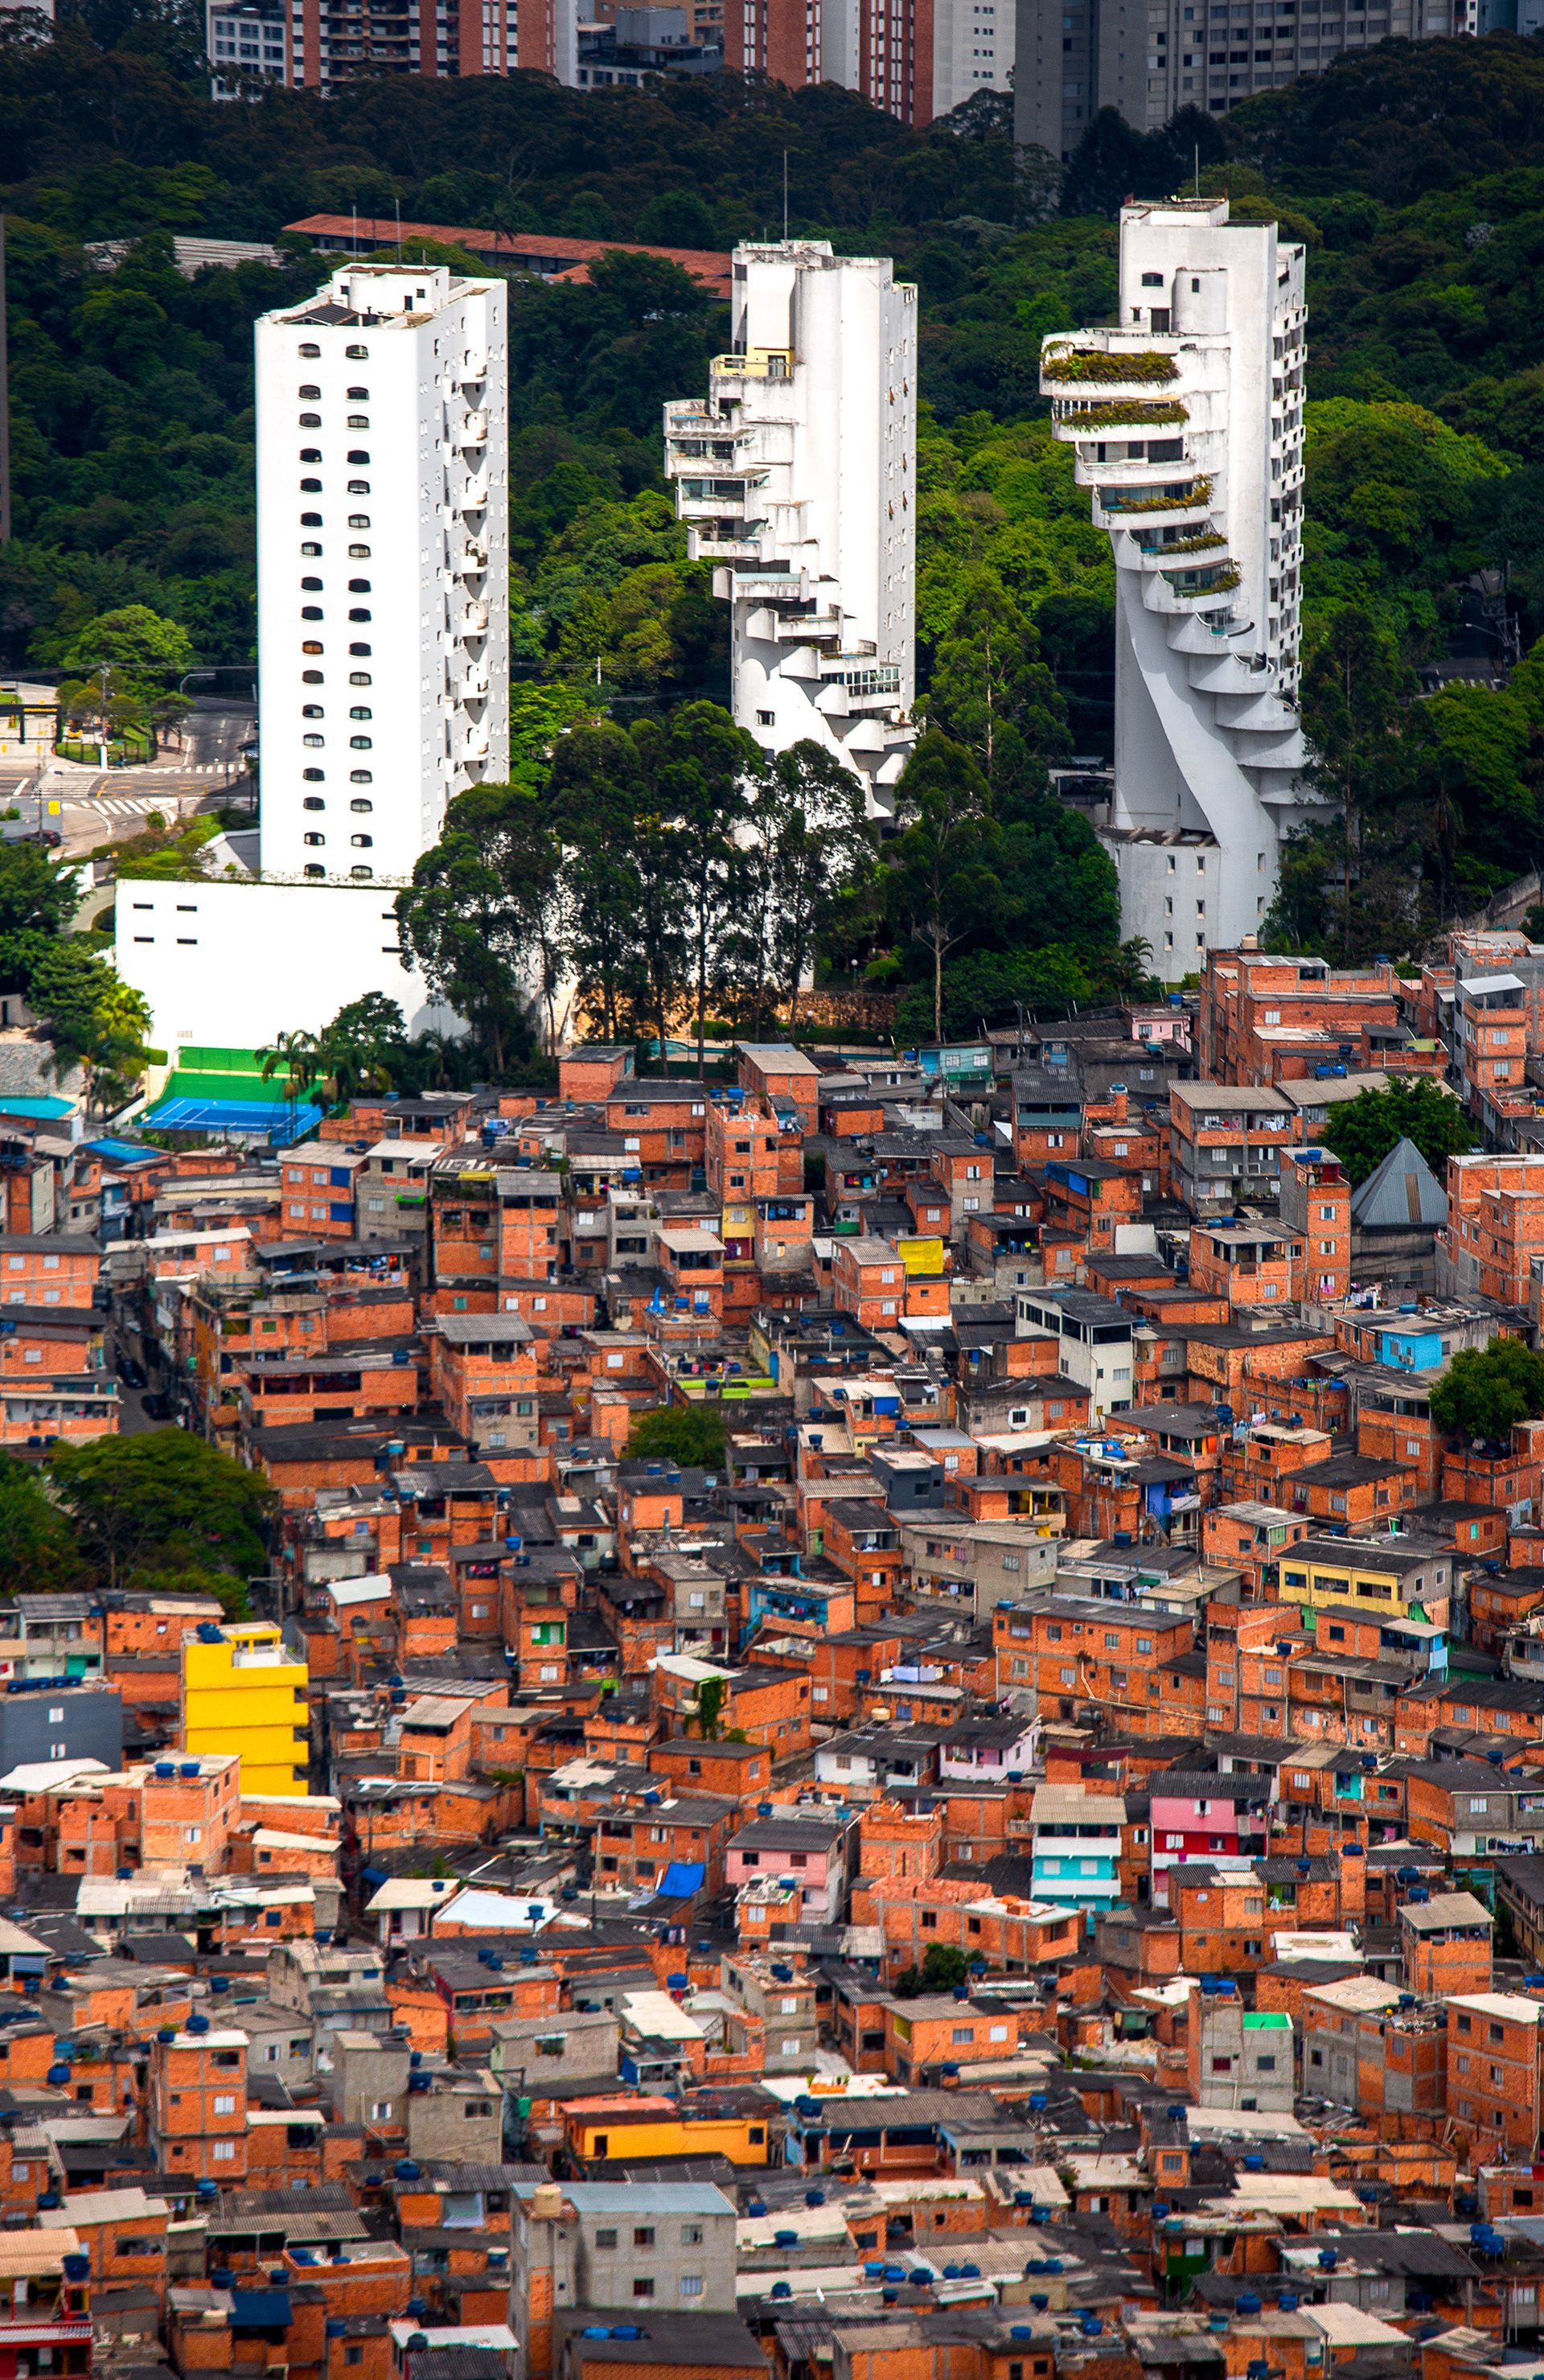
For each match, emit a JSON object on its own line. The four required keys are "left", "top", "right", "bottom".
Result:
{"left": 511, "top": 2181, "right": 739, "bottom": 2380}
{"left": 0, "top": 1682, "right": 122, "bottom": 1775}
{"left": 1016, "top": 0, "right": 1468, "bottom": 163}
{"left": 487, "top": 2010, "right": 620, "bottom": 2095}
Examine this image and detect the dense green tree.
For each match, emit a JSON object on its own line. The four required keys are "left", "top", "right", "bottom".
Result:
{"left": 718, "top": 743, "right": 877, "bottom": 1038}
{"left": 1320, "top": 1077, "right": 1479, "bottom": 1186}
{"left": 885, "top": 735, "right": 1003, "bottom": 1042}
{"left": 922, "top": 571, "right": 1071, "bottom": 801}
{"left": 893, "top": 944, "right": 1092, "bottom": 1044}
{"left": 1430, "top": 1338, "right": 1544, "bottom": 1447}
{"left": 394, "top": 786, "right": 553, "bottom": 1076}
{"left": 0, "top": 1458, "right": 88, "bottom": 1597}
{"left": 633, "top": 702, "right": 763, "bottom": 1076}
{"left": 893, "top": 1942, "right": 971, "bottom": 1997}
{"left": 544, "top": 721, "right": 660, "bottom": 1044}
{"left": 321, "top": 993, "right": 411, "bottom": 1089}
{"left": 626, "top": 1404, "right": 729, "bottom": 1469}
{"left": 27, "top": 943, "right": 157, "bottom": 1111}
{"left": 0, "top": 842, "right": 82, "bottom": 939}
{"left": 48, "top": 1429, "right": 276, "bottom": 1591}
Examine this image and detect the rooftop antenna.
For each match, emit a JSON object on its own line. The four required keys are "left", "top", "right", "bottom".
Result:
{"left": 783, "top": 150, "right": 789, "bottom": 241}
{"left": 351, "top": 194, "right": 358, "bottom": 256}
{"left": 396, "top": 191, "right": 402, "bottom": 259}
{"left": 1194, "top": 145, "right": 1200, "bottom": 198}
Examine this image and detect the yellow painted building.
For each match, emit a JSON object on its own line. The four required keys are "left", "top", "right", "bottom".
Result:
{"left": 181, "top": 1623, "right": 309, "bottom": 1795}
{"left": 1277, "top": 1535, "right": 1450, "bottom": 1626}
{"left": 564, "top": 2096, "right": 769, "bottom": 2168}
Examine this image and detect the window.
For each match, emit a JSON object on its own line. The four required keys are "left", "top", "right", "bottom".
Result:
{"left": 633, "top": 2279, "right": 655, "bottom": 2300}
{"left": 594, "top": 2230, "right": 618, "bottom": 2250}
{"left": 634, "top": 2227, "right": 655, "bottom": 2247}
{"left": 680, "top": 2225, "right": 704, "bottom": 2245}
{"left": 680, "top": 2276, "right": 704, "bottom": 2299}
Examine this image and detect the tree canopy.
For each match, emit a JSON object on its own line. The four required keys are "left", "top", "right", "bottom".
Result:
{"left": 1429, "top": 1337, "right": 1544, "bottom": 1448}
{"left": 626, "top": 1404, "right": 729, "bottom": 1470}
{"left": 1319, "top": 1077, "right": 1478, "bottom": 1186}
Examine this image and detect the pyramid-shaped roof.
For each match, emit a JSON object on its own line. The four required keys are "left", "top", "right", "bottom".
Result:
{"left": 1349, "top": 1136, "right": 1446, "bottom": 1230}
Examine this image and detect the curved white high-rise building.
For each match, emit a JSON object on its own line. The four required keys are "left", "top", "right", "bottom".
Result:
{"left": 664, "top": 240, "right": 917, "bottom": 822}
{"left": 1041, "top": 197, "right": 1318, "bottom": 971}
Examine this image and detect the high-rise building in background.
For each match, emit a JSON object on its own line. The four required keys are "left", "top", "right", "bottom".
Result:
{"left": 256, "top": 260, "right": 508, "bottom": 886}
{"left": 725, "top": 0, "right": 1012, "bottom": 121}
{"left": 1040, "top": 197, "right": 1314, "bottom": 967}
{"left": 117, "top": 259, "right": 505, "bottom": 1052}
{"left": 665, "top": 240, "right": 918, "bottom": 821}
{"left": 207, "top": 0, "right": 514, "bottom": 90}
{"left": 1016, "top": 0, "right": 1466, "bottom": 158}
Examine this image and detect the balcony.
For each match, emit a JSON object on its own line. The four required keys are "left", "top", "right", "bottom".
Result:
{"left": 1094, "top": 476, "right": 1213, "bottom": 532}
{"left": 1041, "top": 339, "right": 1181, "bottom": 403}
{"left": 667, "top": 438, "right": 740, "bottom": 468}
{"left": 460, "top": 410, "right": 487, "bottom": 449}
{"left": 712, "top": 347, "right": 792, "bottom": 380}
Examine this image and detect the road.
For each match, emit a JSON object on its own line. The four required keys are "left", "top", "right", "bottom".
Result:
{"left": 0, "top": 695, "right": 258, "bottom": 861}
{"left": 108, "top": 1315, "right": 183, "bottom": 1437}
{"left": 183, "top": 697, "right": 257, "bottom": 773}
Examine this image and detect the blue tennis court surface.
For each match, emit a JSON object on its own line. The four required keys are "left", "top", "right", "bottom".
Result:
{"left": 143, "top": 1096, "right": 323, "bottom": 1145}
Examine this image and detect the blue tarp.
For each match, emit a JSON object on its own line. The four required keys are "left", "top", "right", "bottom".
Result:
{"left": 657, "top": 1862, "right": 705, "bottom": 1898}
{"left": 230, "top": 2293, "right": 291, "bottom": 2329}
{"left": 86, "top": 1137, "right": 157, "bottom": 1164}
{"left": 143, "top": 1096, "right": 323, "bottom": 1145}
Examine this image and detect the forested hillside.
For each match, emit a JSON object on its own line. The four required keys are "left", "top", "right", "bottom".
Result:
{"left": 8, "top": 25, "right": 1544, "bottom": 1033}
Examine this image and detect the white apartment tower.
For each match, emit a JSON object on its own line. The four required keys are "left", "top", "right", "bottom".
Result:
{"left": 257, "top": 260, "right": 508, "bottom": 883}
{"left": 664, "top": 240, "right": 918, "bottom": 819}
{"left": 1040, "top": 198, "right": 1316, "bottom": 969}
{"left": 117, "top": 259, "right": 504, "bottom": 1054}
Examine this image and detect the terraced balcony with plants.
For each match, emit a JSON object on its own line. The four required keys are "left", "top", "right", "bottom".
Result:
{"left": 1041, "top": 345, "right": 1180, "bottom": 387}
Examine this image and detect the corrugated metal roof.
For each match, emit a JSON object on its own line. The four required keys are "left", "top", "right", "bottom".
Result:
{"left": 1349, "top": 1137, "right": 1446, "bottom": 1231}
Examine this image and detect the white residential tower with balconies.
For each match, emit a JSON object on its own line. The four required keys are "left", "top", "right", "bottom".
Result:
{"left": 116, "top": 259, "right": 503, "bottom": 1053}
{"left": 664, "top": 240, "right": 918, "bottom": 820}
{"left": 1041, "top": 198, "right": 1316, "bottom": 969}
{"left": 257, "top": 259, "right": 507, "bottom": 884}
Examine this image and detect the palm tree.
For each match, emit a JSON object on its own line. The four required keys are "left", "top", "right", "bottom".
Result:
{"left": 313, "top": 1027, "right": 391, "bottom": 1113}
{"left": 255, "top": 1030, "right": 320, "bottom": 1141}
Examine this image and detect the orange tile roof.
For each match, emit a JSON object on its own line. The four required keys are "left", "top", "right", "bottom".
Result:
{"left": 283, "top": 215, "right": 733, "bottom": 298}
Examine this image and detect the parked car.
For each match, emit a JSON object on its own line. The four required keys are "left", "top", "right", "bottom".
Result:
{"left": 117, "top": 1354, "right": 147, "bottom": 1390}
{"left": 141, "top": 1391, "right": 173, "bottom": 1420}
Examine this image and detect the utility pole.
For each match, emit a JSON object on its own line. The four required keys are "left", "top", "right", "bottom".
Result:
{"left": 0, "top": 216, "right": 10, "bottom": 545}
{"left": 98, "top": 665, "right": 110, "bottom": 773}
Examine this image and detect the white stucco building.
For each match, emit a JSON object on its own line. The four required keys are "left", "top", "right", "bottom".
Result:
{"left": 257, "top": 258, "right": 507, "bottom": 883}
{"left": 1041, "top": 198, "right": 1317, "bottom": 971}
{"left": 663, "top": 240, "right": 917, "bottom": 820}
{"left": 118, "top": 259, "right": 506, "bottom": 1051}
